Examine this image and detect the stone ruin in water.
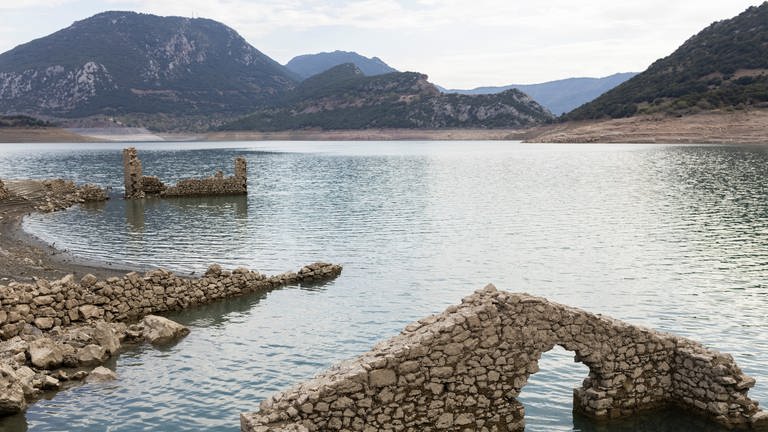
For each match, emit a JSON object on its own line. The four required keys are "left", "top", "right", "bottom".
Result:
{"left": 242, "top": 285, "right": 768, "bottom": 432}
{"left": 122, "top": 147, "right": 247, "bottom": 199}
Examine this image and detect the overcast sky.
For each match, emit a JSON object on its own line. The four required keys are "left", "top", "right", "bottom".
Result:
{"left": 0, "top": 0, "right": 764, "bottom": 88}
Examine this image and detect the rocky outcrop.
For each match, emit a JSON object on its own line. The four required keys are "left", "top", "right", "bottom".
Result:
{"left": 141, "top": 315, "right": 190, "bottom": 345}
{"left": 123, "top": 147, "right": 247, "bottom": 198}
{"left": 242, "top": 285, "right": 766, "bottom": 432}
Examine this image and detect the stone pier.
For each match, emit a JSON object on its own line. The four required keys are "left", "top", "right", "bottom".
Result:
{"left": 122, "top": 147, "right": 248, "bottom": 198}
{"left": 241, "top": 285, "right": 767, "bottom": 431}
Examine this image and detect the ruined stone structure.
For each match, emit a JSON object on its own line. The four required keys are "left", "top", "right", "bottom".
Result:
{"left": 0, "top": 179, "right": 9, "bottom": 200}
{"left": 0, "top": 262, "right": 341, "bottom": 340}
{"left": 122, "top": 147, "right": 247, "bottom": 198}
{"left": 122, "top": 147, "right": 144, "bottom": 199}
{"left": 242, "top": 285, "right": 767, "bottom": 432}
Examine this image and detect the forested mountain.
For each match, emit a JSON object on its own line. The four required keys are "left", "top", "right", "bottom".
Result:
{"left": 0, "top": 11, "right": 296, "bottom": 118}
{"left": 220, "top": 64, "right": 553, "bottom": 131}
{"left": 565, "top": 3, "right": 768, "bottom": 120}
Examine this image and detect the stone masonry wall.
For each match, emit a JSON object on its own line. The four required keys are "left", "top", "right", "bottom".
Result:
{"left": 122, "top": 147, "right": 247, "bottom": 198}
{"left": 123, "top": 147, "right": 144, "bottom": 199}
{"left": 0, "top": 262, "right": 342, "bottom": 340}
{"left": 0, "top": 179, "right": 9, "bottom": 200}
{"left": 241, "top": 285, "right": 767, "bottom": 432}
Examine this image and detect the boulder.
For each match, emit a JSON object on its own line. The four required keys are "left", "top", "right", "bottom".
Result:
{"left": 85, "top": 366, "right": 117, "bottom": 383}
{"left": 78, "top": 305, "right": 102, "bottom": 320}
{"left": 33, "top": 317, "right": 55, "bottom": 331}
{"left": 0, "top": 364, "right": 25, "bottom": 415}
{"left": 28, "top": 338, "right": 64, "bottom": 369}
{"left": 76, "top": 344, "right": 107, "bottom": 366}
{"left": 141, "top": 315, "right": 190, "bottom": 345}
{"left": 92, "top": 322, "right": 120, "bottom": 355}
{"left": 80, "top": 274, "right": 98, "bottom": 288}
{"left": 14, "top": 366, "right": 36, "bottom": 397}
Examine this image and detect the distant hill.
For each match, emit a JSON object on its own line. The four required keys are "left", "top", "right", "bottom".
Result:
{"left": 441, "top": 73, "right": 638, "bottom": 115}
{"left": 0, "top": 115, "right": 52, "bottom": 128}
{"left": 285, "top": 51, "right": 398, "bottom": 80}
{"left": 220, "top": 64, "right": 553, "bottom": 131}
{"left": 566, "top": 3, "right": 768, "bottom": 120}
{"left": 0, "top": 11, "right": 296, "bottom": 119}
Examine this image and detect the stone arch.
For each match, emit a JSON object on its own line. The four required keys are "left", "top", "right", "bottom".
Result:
{"left": 515, "top": 344, "right": 592, "bottom": 430}
{"left": 241, "top": 285, "right": 766, "bottom": 432}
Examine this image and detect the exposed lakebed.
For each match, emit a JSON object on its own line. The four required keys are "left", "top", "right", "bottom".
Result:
{"left": 0, "top": 141, "right": 766, "bottom": 431}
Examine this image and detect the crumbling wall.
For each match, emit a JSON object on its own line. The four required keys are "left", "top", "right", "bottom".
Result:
{"left": 0, "top": 262, "right": 341, "bottom": 339}
{"left": 0, "top": 179, "right": 9, "bottom": 200}
{"left": 241, "top": 285, "right": 767, "bottom": 432}
{"left": 122, "top": 147, "right": 248, "bottom": 198}
{"left": 122, "top": 147, "right": 144, "bottom": 199}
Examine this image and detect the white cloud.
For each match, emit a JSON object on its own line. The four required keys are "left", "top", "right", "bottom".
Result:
{"left": 0, "top": 0, "right": 764, "bottom": 87}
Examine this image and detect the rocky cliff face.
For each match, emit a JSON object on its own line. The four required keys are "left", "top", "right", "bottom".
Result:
{"left": 0, "top": 11, "right": 296, "bottom": 118}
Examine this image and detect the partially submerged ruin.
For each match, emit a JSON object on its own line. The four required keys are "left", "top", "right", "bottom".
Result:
{"left": 123, "top": 147, "right": 247, "bottom": 199}
{"left": 242, "top": 285, "right": 768, "bottom": 431}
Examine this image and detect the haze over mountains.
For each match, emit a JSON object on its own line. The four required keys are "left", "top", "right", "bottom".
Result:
{"left": 439, "top": 73, "right": 638, "bottom": 116}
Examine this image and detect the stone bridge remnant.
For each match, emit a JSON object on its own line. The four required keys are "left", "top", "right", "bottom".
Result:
{"left": 241, "top": 285, "right": 767, "bottom": 431}
{"left": 122, "top": 147, "right": 247, "bottom": 199}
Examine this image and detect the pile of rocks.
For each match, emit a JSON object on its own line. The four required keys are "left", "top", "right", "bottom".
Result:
{"left": 0, "top": 314, "right": 189, "bottom": 415}
{"left": 0, "top": 179, "right": 9, "bottom": 201}
{"left": 0, "top": 262, "right": 342, "bottom": 339}
{"left": 35, "top": 179, "right": 107, "bottom": 213}
{"left": 241, "top": 285, "right": 766, "bottom": 432}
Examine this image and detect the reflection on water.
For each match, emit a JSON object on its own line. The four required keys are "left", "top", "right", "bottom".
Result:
{"left": 1, "top": 141, "right": 767, "bottom": 432}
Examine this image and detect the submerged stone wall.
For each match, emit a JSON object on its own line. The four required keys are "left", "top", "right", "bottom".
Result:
{"left": 242, "top": 285, "right": 767, "bottom": 432}
{"left": 0, "top": 262, "right": 342, "bottom": 340}
{"left": 122, "top": 147, "right": 248, "bottom": 198}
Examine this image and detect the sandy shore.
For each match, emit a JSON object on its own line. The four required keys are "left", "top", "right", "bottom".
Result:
{"left": 0, "top": 128, "right": 98, "bottom": 143}
{"left": 525, "top": 110, "right": 768, "bottom": 144}
{"left": 0, "top": 184, "right": 128, "bottom": 283}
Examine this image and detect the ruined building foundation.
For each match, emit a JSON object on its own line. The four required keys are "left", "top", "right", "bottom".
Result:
{"left": 122, "top": 147, "right": 247, "bottom": 199}
{"left": 242, "top": 285, "right": 768, "bottom": 431}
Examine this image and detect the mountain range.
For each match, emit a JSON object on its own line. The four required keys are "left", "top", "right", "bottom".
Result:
{"left": 285, "top": 51, "right": 398, "bottom": 80}
{"left": 0, "top": 11, "right": 295, "bottom": 120}
{"left": 439, "top": 73, "right": 638, "bottom": 116}
{"left": 220, "top": 63, "right": 553, "bottom": 130}
{"left": 566, "top": 2, "right": 768, "bottom": 120}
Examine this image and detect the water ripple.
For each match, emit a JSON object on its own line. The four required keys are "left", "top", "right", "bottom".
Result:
{"left": 1, "top": 142, "right": 767, "bottom": 431}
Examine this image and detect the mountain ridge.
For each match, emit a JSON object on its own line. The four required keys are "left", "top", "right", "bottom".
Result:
{"left": 565, "top": 3, "right": 768, "bottom": 120}
{"left": 440, "top": 73, "right": 638, "bottom": 115}
{"left": 0, "top": 11, "right": 296, "bottom": 120}
{"left": 285, "top": 51, "right": 397, "bottom": 80}
{"left": 220, "top": 64, "right": 553, "bottom": 131}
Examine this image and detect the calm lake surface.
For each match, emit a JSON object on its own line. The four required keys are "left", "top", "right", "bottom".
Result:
{"left": 0, "top": 141, "right": 766, "bottom": 432}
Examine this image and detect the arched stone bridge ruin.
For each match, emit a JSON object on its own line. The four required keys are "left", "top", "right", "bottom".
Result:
{"left": 242, "top": 285, "right": 768, "bottom": 432}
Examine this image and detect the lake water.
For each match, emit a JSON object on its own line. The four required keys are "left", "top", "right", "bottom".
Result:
{"left": 0, "top": 141, "right": 766, "bottom": 432}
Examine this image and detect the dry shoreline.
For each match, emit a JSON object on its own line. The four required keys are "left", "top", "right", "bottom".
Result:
{"left": 1, "top": 110, "right": 767, "bottom": 144}
{"left": 0, "top": 188, "right": 128, "bottom": 283}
